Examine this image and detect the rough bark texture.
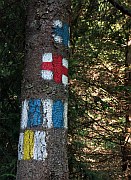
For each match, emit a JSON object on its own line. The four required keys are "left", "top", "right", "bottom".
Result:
{"left": 21, "top": 0, "right": 70, "bottom": 100}
{"left": 17, "top": 130, "right": 68, "bottom": 180}
{"left": 16, "top": 0, "right": 71, "bottom": 179}
{"left": 122, "top": 40, "right": 131, "bottom": 179}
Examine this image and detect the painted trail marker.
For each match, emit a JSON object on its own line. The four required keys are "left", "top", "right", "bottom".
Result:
{"left": 41, "top": 53, "right": 68, "bottom": 85}
{"left": 23, "top": 130, "right": 34, "bottom": 160}
{"left": 53, "top": 20, "right": 70, "bottom": 47}
{"left": 52, "top": 100, "right": 64, "bottom": 128}
{"left": 19, "top": 99, "right": 68, "bottom": 161}
{"left": 27, "top": 99, "right": 42, "bottom": 127}
{"left": 42, "top": 99, "right": 53, "bottom": 128}
{"left": 34, "top": 131, "right": 47, "bottom": 160}
{"left": 21, "top": 99, "right": 42, "bottom": 129}
{"left": 21, "top": 99, "right": 68, "bottom": 130}
{"left": 18, "top": 130, "right": 47, "bottom": 160}
{"left": 18, "top": 133, "right": 24, "bottom": 160}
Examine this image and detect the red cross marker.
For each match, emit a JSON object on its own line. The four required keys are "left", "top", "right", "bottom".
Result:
{"left": 41, "top": 54, "right": 68, "bottom": 84}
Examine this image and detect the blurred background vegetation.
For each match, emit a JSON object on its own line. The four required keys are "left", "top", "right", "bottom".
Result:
{"left": 0, "top": 0, "right": 131, "bottom": 179}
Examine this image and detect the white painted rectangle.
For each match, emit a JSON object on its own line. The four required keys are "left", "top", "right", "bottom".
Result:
{"left": 41, "top": 70, "right": 53, "bottom": 80}
{"left": 62, "top": 75, "right": 68, "bottom": 86}
{"left": 18, "top": 133, "right": 24, "bottom": 160}
{"left": 62, "top": 58, "right": 68, "bottom": 69}
{"left": 34, "top": 131, "right": 47, "bottom": 160}
{"left": 64, "top": 102, "right": 68, "bottom": 128}
{"left": 21, "top": 100, "right": 28, "bottom": 129}
{"left": 42, "top": 53, "right": 53, "bottom": 62}
{"left": 53, "top": 20, "right": 62, "bottom": 27}
{"left": 42, "top": 99, "right": 53, "bottom": 128}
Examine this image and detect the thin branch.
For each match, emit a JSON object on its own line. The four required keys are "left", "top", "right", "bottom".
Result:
{"left": 107, "top": 0, "right": 131, "bottom": 17}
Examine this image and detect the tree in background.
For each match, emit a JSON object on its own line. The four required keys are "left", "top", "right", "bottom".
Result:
{"left": 0, "top": 0, "right": 131, "bottom": 179}
{"left": 16, "top": 0, "right": 70, "bottom": 179}
{"left": 69, "top": 0, "right": 131, "bottom": 179}
{"left": 107, "top": 0, "right": 131, "bottom": 177}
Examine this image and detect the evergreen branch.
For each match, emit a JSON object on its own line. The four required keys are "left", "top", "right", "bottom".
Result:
{"left": 107, "top": 0, "right": 131, "bottom": 17}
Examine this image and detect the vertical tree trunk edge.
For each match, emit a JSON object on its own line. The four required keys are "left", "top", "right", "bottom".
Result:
{"left": 16, "top": 0, "right": 71, "bottom": 179}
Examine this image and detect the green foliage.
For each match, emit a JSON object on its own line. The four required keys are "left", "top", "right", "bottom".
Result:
{"left": 69, "top": 0, "right": 130, "bottom": 179}
{"left": 0, "top": 0, "right": 130, "bottom": 179}
{"left": 0, "top": 0, "right": 27, "bottom": 178}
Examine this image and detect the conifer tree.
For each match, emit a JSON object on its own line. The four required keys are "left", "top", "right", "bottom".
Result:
{"left": 16, "top": 0, "right": 71, "bottom": 179}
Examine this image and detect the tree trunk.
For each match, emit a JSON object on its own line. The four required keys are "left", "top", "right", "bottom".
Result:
{"left": 122, "top": 39, "right": 131, "bottom": 179}
{"left": 16, "top": 0, "right": 71, "bottom": 179}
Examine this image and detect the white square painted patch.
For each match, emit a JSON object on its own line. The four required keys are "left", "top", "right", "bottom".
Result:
{"left": 53, "top": 35, "right": 62, "bottom": 43}
{"left": 41, "top": 70, "right": 53, "bottom": 80}
{"left": 42, "top": 53, "right": 53, "bottom": 62}
{"left": 53, "top": 20, "right": 62, "bottom": 28}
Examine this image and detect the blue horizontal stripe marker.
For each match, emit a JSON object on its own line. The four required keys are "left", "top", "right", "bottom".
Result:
{"left": 52, "top": 100, "right": 64, "bottom": 128}
{"left": 27, "top": 99, "right": 42, "bottom": 127}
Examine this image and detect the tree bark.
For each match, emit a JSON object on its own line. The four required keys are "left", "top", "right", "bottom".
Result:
{"left": 122, "top": 39, "right": 131, "bottom": 179}
{"left": 16, "top": 0, "right": 71, "bottom": 179}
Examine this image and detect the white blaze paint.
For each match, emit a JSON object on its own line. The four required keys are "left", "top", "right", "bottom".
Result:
{"left": 53, "top": 20, "right": 62, "bottom": 28}
{"left": 42, "top": 53, "right": 53, "bottom": 62}
{"left": 62, "top": 58, "right": 68, "bottom": 85}
{"left": 62, "top": 75, "right": 68, "bottom": 85}
{"left": 41, "top": 53, "right": 53, "bottom": 80}
{"left": 21, "top": 100, "right": 28, "bottom": 129}
{"left": 18, "top": 133, "right": 24, "bottom": 160}
{"left": 41, "top": 70, "right": 53, "bottom": 80}
{"left": 42, "top": 99, "right": 53, "bottom": 128}
{"left": 34, "top": 131, "right": 47, "bottom": 160}
{"left": 64, "top": 102, "right": 68, "bottom": 128}
{"left": 62, "top": 58, "right": 68, "bottom": 69}
{"left": 53, "top": 35, "right": 62, "bottom": 43}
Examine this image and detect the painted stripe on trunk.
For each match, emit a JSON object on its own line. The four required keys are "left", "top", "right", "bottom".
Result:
{"left": 42, "top": 99, "right": 53, "bottom": 128}
{"left": 52, "top": 100, "right": 64, "bottom": 128}
{"left": 34, "top": 131, "right": 47, "bottom": 160}
{"left": 64, "top": 102, "right": 68, "bottom": 128}
{"left": 20, "top": 99, "right": 68, "bottom": 129}
{"left": 21, "top": 100, "right": 28, "bottom": 129}
{"left": 23, "top": 130, "right": 34, "bottom": 160}
{"left": 18, "top": 133, "right": 24, "bottom": 160}
{"left": 27, "top": 99, "right": 42, "bottom": 127}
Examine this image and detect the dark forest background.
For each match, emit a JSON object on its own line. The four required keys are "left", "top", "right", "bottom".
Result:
{"left": 0, "top": 0, "right": 131, "bottom": 179}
